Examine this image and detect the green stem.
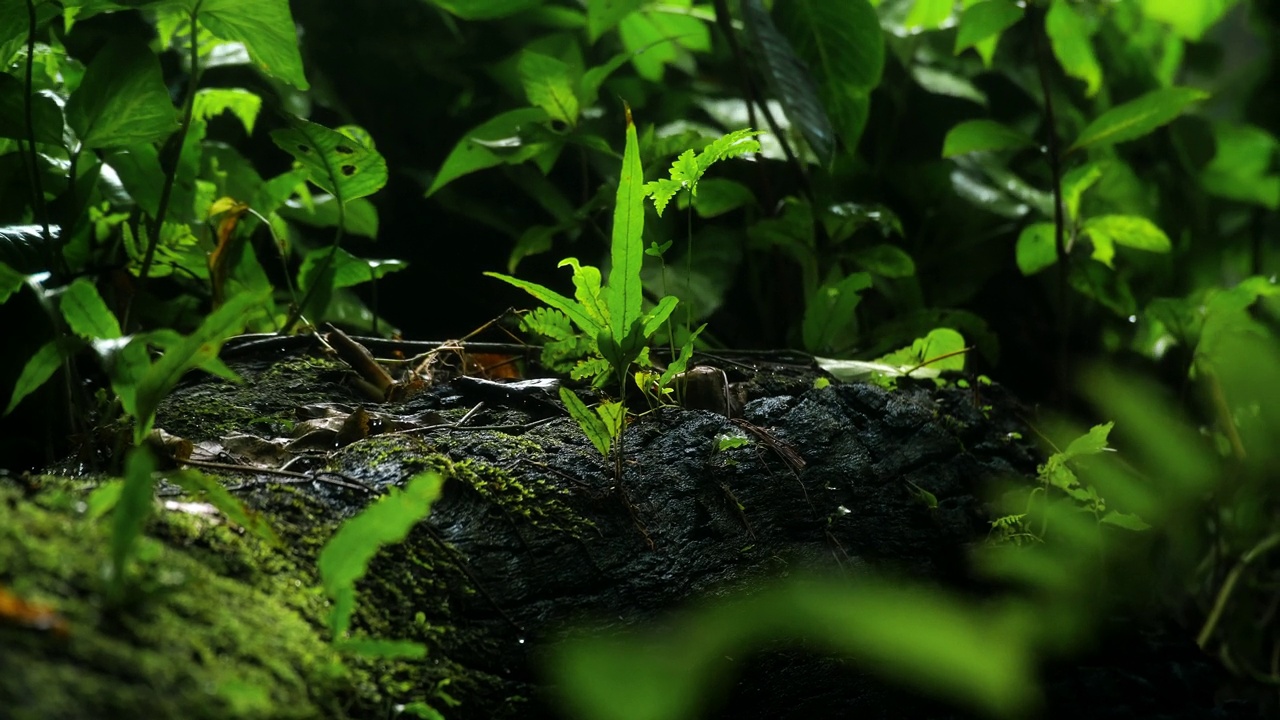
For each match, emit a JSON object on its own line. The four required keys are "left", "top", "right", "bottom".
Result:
{"left": 281, "top": 209, "right": 346, "bottom": 334}
{"left": 22, "top": 0, "right": 56, "bottom": 276}
{"left": 127, "top": 4, "right": 202, "bottom": 329}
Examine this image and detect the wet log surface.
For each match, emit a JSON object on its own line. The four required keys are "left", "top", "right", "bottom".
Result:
{"left": 0, "top": 339, "right": 1247, "bottom": 719}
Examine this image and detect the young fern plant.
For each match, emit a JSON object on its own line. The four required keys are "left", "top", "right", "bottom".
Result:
{"left": 485, "top": 107, "right": 708, "bottom": 463}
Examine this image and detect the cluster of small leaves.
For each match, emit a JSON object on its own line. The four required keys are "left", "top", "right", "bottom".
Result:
{"left": 644, "top": 129, "right": 764, "bottom": 216}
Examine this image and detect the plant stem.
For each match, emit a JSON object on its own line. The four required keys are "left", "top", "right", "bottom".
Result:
{"left": 1031, "top": 4, "right": 1070, "bottom": 405}
{"left": 22, "top": 0, "right": 56, "bottom": 276}
{"left": 281, "top": 211, "right": 346, "bottom": 334}
{"left": 127, "top": 4, "right": 202, "bottom": 329}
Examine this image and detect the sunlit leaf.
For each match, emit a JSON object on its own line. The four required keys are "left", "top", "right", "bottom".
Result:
{"left": 192, "top": 87, "right": 261, "bottom": 134}
{"left": 519, "top": 51, "right": 580, "bottom": 127}
{"left": 608, "top": 104, "right": 645, "bottom": 343}
{"left": 1200, "top": 122, "right": 1280, "bottom": 209}
{"left": 271, "top": 117, "right": 387, "bottom": 203}
{"left": 0, "top": 260, "right": 25, "bottom": 303}
{"left": 1045, "top": 0, "right": 1101, "bottom": 97}
{"left": 802, "top": 272, "right": 872, "bottom": 353}
{"left": 560, "top": 387, "right": 612, "bottom": 458}
{"left": 163, "top": 468, "right": 283, "bottom": 546}
{"left": 954, "top": 0, "right": 1023, "bottom": 61}
{"left": 424, "top": 0, "right": 543, "bottom": 20}
{"left": 426, "top": 108, "right": 550, "bottom": 196}
{"left": 942, "top": 120, "right": 1036, "bottom": 157}
{"left": 318, "top": 471, "right": 446, "bottom": 637}
{"left": 1060, "top": 162, "right": 1102, "bottom": 221}
{"left": 197, "top": 0, "right": 309, "bottom": 90}
{"left": 107, "top": 447, "right": 158, "bottom": 599}
{"left": 1140, "top": 0, "right": 1236, "bottom": 41}
{"left": 4, "top": 339, "right": 66, "bottom": 416}
{"left": 1069, "top": 87, "right": 1208, "bottom": 152}
{"left": 587, "top": 0, "right": 643, "bottom": 42}
{"left": 1015, "top": 222, "right": 1057, "bottom": 275}
{"left": 1083, "top": 215, "right": 1171, "bottom": 253}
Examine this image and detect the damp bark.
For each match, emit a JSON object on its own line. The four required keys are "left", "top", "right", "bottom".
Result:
{"left": 0, "top": 338, "right": 1136, "bottom": 719}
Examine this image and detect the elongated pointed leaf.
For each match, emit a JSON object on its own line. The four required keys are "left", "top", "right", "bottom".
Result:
{"left": 742, "top": 0, "right": 836, "bottom": 164}
{"left": 1069, "top": 87, "right": 1208, "bottom": 152}
{"left": 425, "top": 0, "right": 543, "bottom": 20}
{"left": 0, "top": 260, "right": 23, "bottom": 303}
{"left": 942, "top": 120, "right": 1036, "bottom": 157}
{"left": 164, "top": 469, "right": 282, "bottom": 546}
{"left": 1045, "top": 0, "right": 1101, "bottom": 97}
{"left": 559, "top": 387, "right": 612, "bottom": 458}
{"left": 954, "top": 0, "right": 1023, "bottom": 57}
{"left": 272, "top": 118, "right": 387, "bottom": 203}
{"left": 1083, "top": 215, "right": 1171, "bottom": 253}
{"left": 107, "top": 447, "right": 158, "bottom": 599}
{"left": 426, "top": 108, "right": 549, "bottom": 196}
{"left": 65, "top": 38, "right": 179, "bottom": 149}
{"left": 485, "top": 271, "right": 600, "bottom": 335}
{"left": 607, "top": 104, "right": 645, "bottom": 343}
{"left": 5, "top": 339, "right": 65, "bottom": 416}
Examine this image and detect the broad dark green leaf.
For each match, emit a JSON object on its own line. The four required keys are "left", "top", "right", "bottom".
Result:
{"left": 954, "top": 0, "right": 1023, "bottom": 59}
{"left": 743, "top": 0, "right": 836, "bottom": 165}
{"left": 802, "top": 271, "right": 872, "bottom": 353}
{"left": 774, "top": 0, "right": 883, "bottom": 158}
{"left": 424, "top": 0, "right": 543, "bottom": 20}
{"left": 1069, "top": 87, "right": 1208, "bottom": 152}
{"left": 942, "top": 120, "right": 1035, "bottom": 157}
{"left": 65, "top": 39, "right": 179, "bottom": 149}
{"left": 692, "top": 178, "right": 755, "bottom": 218}
{"left": 1015, "top": 222, "right": 1057, "bottom": 275}
{"left": 426, "top": 108, "right": 550, "bottom": 196}
{"left": 60, "top": 277, "right": 121, "bottom": 340}
{"left": 319, "top": 471, "right": 445, "bottom": 636}
{"left": 299, "top": 246, "right": 407, "bottom": 291}
{"left": 0, "top": 74, "right": 64, "bottom": 144}
{"left": 906, "top": 0, "right": 952, "bottom": 29}
{"left": 280, "top": 195, "right": 379, "bottom": 238}
{"left": 196, "top": 0, "right": 308, "bottom": 90}
{"left": 607, "top": 106, "right": 645, "bottom": 343}
{"left": 851, "top": 244, "right": 916, "bottom": 279}
{"left": 1045, "top": 0, "right": 1101, "bottom": 97}
{"left": 271, "top": 118, "right": 387, "bottom": 203}
{"left": 4, "top": 339, "right": 64, "bottom": 415}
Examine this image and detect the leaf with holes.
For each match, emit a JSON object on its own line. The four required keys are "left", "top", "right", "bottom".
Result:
{"left": 271, "top": 118, "right": 387, "bottom": 204}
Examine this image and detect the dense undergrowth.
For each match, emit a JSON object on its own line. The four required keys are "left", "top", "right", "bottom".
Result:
{"left": 1, "top": 0, "right": 1279, "bottom": 718}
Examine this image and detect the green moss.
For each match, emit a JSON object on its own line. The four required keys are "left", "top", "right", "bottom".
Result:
{"left": 0, "top": 479, "right": 352, "bottom": 720}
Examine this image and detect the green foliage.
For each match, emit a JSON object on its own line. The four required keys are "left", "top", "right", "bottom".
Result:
{"left": 106, "top": 447, "right": 159, "bottom": 602}
{"left": 318, "top": 470, "right": 445, "bottom": 641}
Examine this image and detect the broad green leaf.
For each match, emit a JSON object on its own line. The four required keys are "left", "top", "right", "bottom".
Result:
{"left": 1100, "top": 510, "right": 1151, "bottom": 531}
{"left": 0, "top": 260, "right": 23, "bottom": 303}
{"left": 107, "top": 447, "right": 157, "bottom": 599}
{"left": 426, "top": 108, "right": 549, "bottom": 196}
{"left": 579, "top": 51, "right": 631, "bottom": 108}
{"left": 587, "top": 0, "right": 643, "bottom": 42}
{"left": 519, "top": 51, "right": 580, "bottom": 127}
{"left": 163, "top": 469, "right": 282, "bottom": 546}
{"left": 942, "top": 120, "right": 1035, "bottom": 157}
{"left": 60, "top": 277, "right": 121, "bottom": 340}
{"left": 319, "top": 471, "right": 445, "bottom": 637}
{"left": 65, "top": 38, "right": 179, "bottom": 148}
{"left": 197, "top": 0, "right": 308, "bottom": 90}
{"left": 1015, "top": 222, "right": 1057, "bottom": 275}
{"left": 1083, "top": 215, "right": 1171, "bottom": 254}
{"left": 1061, "top": 422, "right": 1112, "bottom": 460}
{"left": 424, "top": 0, "right": 543, "bottom": 20}
{"left": 0, "top": 74, "right": 64, "bottom": 144}
{"left": 1200, "top": 122, "right": 1280, "bottom": 209}
{"left": 877, "top": 328, "right": 967, "bottom": 372}
{"left": 954, "top": 0, "right": 1023, "bottom": 60}
{"left": 552, "top": 577, "right": 1038, "bottom": 720}
{"left": 560, "top": 386, "right": 612, "bottom": 458}
{"left": 1069, "top": 87, "right": 1208, "bottom": 152}
{"left": 4, "top": 339, "right": 64, "bottom": 415}
{"left": 1045, "top": 0, "right": 1100, "bottom": 97}
{"left": 298, "top": 247, "right": 406, "bottom": 291}
{"left": 607, "top": 105, "right": 645, "bottom": 343}
{"left": 486, "top": 270, "right": 600, "bottom": 335}
{"left": 802, "top": 272, "right": 872, "bottom": 353}
{"left": 851, "top": 244, "right": 915, "bottom": 278}
{"left": 1141, "top": 0, "right": 1235, "bottom": 41}
{"left": 271, "top": 117, "right": 387, "bottom": 202}
{"left": 691, "top": 178, "right": 754, "bottom": 218}
{"left": 192, "top": 87, "right": 261, "bottom": 134}
{"left": 774, "top": 0, "right": 883, "bottom": 158}
{"left": 641, "top": 295, "right": 679, "bottom": 338}
{"left": 617, "top": 9, "right": 707, "bottom": 82}
{"left": 906, "top": 0, "right": 952, "bottom": 30}
{"left": 1061, "top": 162, "right": 1102, "bottom": 220}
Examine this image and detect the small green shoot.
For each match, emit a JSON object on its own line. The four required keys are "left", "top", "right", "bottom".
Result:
{"left": 318, "top": 470, "right": 445, "bottom": 647}
{"left": 560, "top": 387, "right": 625, "bottom": 460}
{"left": 715, "top": 433, "right": 750, "bottom": 452}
